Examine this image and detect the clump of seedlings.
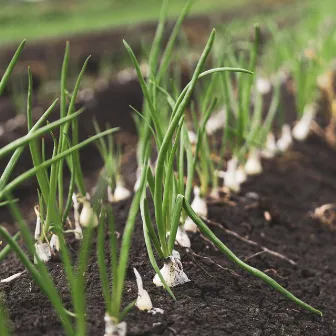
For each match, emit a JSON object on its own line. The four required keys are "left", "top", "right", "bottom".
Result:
{"left": 0, "top": 42, "right": 117, "bottom": 335}
{"left": 94, "top": 120, "right": 132, "bottom": 203}
{"left": 124, "top": 5, "right": 322, "bottom": 316}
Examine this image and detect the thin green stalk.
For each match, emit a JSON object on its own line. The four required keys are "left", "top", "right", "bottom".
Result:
{"left": 157, "top": 0, "right": 194, "bottom": 83}
{"left": 112, "top": 157, "right": 147, "bottom": 321}
{"left": 154, "top": 29, "right": 217, "bottom": 255}
{"left": 140, "top": 191, "right": 175, "bottom": 300}
{"left": 123, "top": 40, "right": 164, "bottom": 145}
{"left": 107, "top": 206, "right": 118, "bottom": 316}
{"left": 58, "top": 42, "right": 70, "bottom": 214}
{"left": 0, "top": 109, "right": 84, "bottom": 160}
{"left": 148, "top": 0, "right": 168, "bottom": 78}
{"left": 0, "top": 40, "right": 26, "bottom": 96}
{"left": 0, "top": 128, "right": 119, "bottom": 200}
{"left": 97, "top": 208, "right": 111, "bottom": 313}
{"left": 0, "top": 231, "right": 20, "bottom": 262}
{"left": 27, "top": 68, "right": 51, "bottom": 206}
{"left": 74, "top": 224, "right": 96, "bottom": 335}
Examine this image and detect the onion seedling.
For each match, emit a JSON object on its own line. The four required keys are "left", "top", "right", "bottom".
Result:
{"left": 93, "top": 121, "right": 131, "bottom": 203}
{"left": 0, "top": 40, "right": 26, "bottom": 96}
{"left": 213, "top": 30, "right": 280, "bottom": 189}
{"left": 291, "top": 52, "right": 320, "bottom": 139}
{"left": 128, "top": 18, "right": 321, "bottom": 314}
{"left": 0, "top": 193, "right": 100, "bottom": 336}
{"left": 277, "top": 124, "right": 293, "bottom": 152}
{"left": 0, "top": 43, "right": 116, "bottom": 331}
{"left": 126, "top": 23, "right": 252, "bottom": 290}
{"left": 131, "top": 0, "right": 194, "bottom": 194}
{"left": 292, "top": 103, "right": 317, "bottom": 141}
{"left": 23, "top": 48, "right": 109, "bottom": 258}
{"left": 96, "top": 169, "right": 147, "bottom": 336}
{"left": 183, "top": 98, "right": 219, "bottom": 232}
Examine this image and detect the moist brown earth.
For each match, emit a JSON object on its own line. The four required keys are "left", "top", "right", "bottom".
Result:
{"left": 1, "top": 130, "right": 336, "bottom": 335}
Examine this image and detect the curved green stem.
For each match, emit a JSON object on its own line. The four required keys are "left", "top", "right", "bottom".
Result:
{"left": 181, "top": 195, "right": 322, "bottom": 316}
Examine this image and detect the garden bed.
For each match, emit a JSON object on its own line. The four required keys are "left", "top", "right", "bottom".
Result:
{"left": 1, "top": 82, "right": 336, "bottom": 334}
{"left": 1, "top": 1, "right": 336, "bottom": 335}
{"left": 1, "top": 134, "right": 336, "bottom": 335}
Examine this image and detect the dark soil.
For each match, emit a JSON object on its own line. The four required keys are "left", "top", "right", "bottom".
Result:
{"left": 1, "top": 128, "right": 336, "bottom": 336}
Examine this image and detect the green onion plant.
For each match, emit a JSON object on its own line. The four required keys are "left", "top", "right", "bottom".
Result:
{"left": 0, "top": 42, "right": 118, "bottom": 335}
{"left": 96, "top": 168, "right": 147, "bottom": 335}
{"left": 125, "top": 3, "right": 322, "bottom": 316}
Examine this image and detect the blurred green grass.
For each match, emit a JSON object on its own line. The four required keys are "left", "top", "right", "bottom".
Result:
{"left": 0, "top": 0, "right": 250, "bottom": 44}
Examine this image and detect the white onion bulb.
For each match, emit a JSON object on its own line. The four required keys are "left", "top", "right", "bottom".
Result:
{"left": 245, "top": 149, "right": 262, "bottom": 175}
{"left": 153, "top": 256, "right": 190, "bottom": 287}
{"left": 292, "top": 104, "right": 316, "bottom": 141}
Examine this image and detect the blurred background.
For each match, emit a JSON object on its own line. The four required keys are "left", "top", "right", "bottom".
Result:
{"left": 1, "top": 0, "right": 252, "bottom": 44}
{"left": 0, "top": 0, "right": 296, "bottom": 132}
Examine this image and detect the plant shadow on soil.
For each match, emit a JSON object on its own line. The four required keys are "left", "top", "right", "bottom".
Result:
{"left": 1, "top": 83, "right": 336, "bottom": 335}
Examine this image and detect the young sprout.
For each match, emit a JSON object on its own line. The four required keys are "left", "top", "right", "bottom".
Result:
{"left": 217, "top": 157, "right": 242, "bottom": 192}
{"left": 277, "top": 124, "right": 293, "bottom": 152}
{"left": 261, "top": 132, "right": 277, "bottom": 159}
{"left": 256, "top": 76, "right": 272, "bottom": 95}
{"left": 97, "top": 177, "right": 146, "bottom": 335}
{"left": 112, "top": 180, "right": 132, "bottom": 203}
{"left": 244, "top": 148, "right": 262, "bottom": 175}
{"left": 125, "top": 5, "right": 252, "bottom": 290}
{"left": 174, "top": 226, "right": 191, "bottom": 248}
{"left": 104, "top": 315, "right": 127, "bottom": 336}
{"left": 292, "top": 103, "right": 317, "bottom": 141}
{"left": 49, "top": 233, "right": 60, "bottom": 254}
{"left": 184, "top": 187, "right": 208, "bottom": 232}
{"left": 236, "top": 164, "right": 247, "bottom": 184}
{"left": 183, "top": 86, "right": 220, "bottom": 228}
{"left": 134, "top": 268, "right": 153, "bottom": 311}
{"left": 78, "top": 195, "right": 99, "bottom": 228}
{"left": 292, "top": 52, "right": 320, "bottom": 122}
{"left": 93, "top": 121, "right": 131, "bottom": 203}
{"left": 1, "top": 172, "right": 103, "bottom": 336}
